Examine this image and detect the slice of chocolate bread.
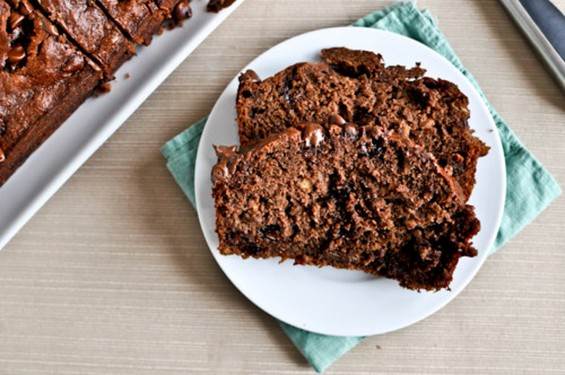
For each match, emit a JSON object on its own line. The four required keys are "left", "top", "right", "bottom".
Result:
{"left": 34, "top": 0, "right": 135, "bottom": 78}
{"left": 212, "top": 121, "right": 479, "bottom": 291}
{"left": 0, "top": 0, "right": 103, "bottom": 185}
{"left": 95, "top": 0, "right": 193, "bottom": 45}
{"left": 236, "top": 47, "right": 489, "bottom": 200}
{"left": 94, "top": 0, "right": 166, "bottom": 45}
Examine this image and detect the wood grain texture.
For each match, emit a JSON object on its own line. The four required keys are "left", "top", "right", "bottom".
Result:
{"left": 1, "top": 0, "right": 564, "bottom": 373}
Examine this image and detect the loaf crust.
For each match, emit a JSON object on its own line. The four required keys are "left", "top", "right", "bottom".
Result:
{"left": 34, "top": 0, "right": 135, "bottom": 77}
{"left": 96, "top": 0, "right": 166, "bottom": 45}
{"left": 0, "top": 0, "right": 103, "bottom": 185}
{"left": 95, "top": 0, "right": 193, "bottom": 45}
{"left": 0, "top": 0, "right": 237, "bottom": 186}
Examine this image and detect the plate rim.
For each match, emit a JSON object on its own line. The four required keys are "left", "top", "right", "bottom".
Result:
{"left": 195, "top": 26, "right": 507, "bottom": 337}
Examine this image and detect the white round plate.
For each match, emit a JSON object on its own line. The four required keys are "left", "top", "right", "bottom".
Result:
{"left": 194, "top": 27, "right": 506, "bottom": 337}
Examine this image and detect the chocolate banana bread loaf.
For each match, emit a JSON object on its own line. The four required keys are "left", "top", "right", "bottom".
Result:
{"left": 236, "top": 47, "right": 489, "bottom": 200}
{"left": 212, "top": 121, "right": 479, "bottom": 291}
{"left": 0, "top": 0, "right": 103, "bottom": 185}
{"left": 0, "top": 0, "right": 236, "bottom": 187}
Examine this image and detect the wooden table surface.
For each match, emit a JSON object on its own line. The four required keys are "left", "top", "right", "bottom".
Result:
{"left": 1, "top": 1, "right": 564, "bottom": 373}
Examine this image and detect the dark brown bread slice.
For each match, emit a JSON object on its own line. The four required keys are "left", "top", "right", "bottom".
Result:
{"left": 0, "top": 0, "right": 103, "bottom": 185}
{"left": 95, "top": 0, "right": 166, "bottom": 45}
{"left": 212, "top": 122, "right": 479, "bottom": 291}
{"left": 236, "top": 47, "right": 489, "bottom": 200}
{"left": 34, "top": 0, "right": 135, "bottom": 78}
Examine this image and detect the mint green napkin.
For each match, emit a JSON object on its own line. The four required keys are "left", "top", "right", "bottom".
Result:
{"left": 161, "top": 2, "right": 561, "bottom": 372}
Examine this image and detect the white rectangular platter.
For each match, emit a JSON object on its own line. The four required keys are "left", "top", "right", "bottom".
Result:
{"left": 0, "top": 0, "right": 246, "bottom": 250}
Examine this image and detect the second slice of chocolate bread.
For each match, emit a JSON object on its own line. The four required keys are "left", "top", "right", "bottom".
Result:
{"left": 212, "top": 121, "right": 479, "bottom": 291}
{"left": 236, "top": 47, "right": 489, "bottom": 200}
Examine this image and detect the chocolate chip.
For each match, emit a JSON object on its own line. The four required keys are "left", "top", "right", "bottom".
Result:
{"left": 207, "top": 0, "right": 236, "bottom": 13}
{"left": 259, "top": 224, "right": 281, "bottom": 241}
{"left": 88, "top": 60, "right": 103, "bottom": 73}
{"left": 244, "top": 70, "right": 261, "bottom": 83}
{"left": 328, "top": 114, "right": 346, "bottom": 126}
{"left": 301, "top": 122, "right": 325, "bottom": 148}
{"left": 211, "top": 163, "right": 229, "bottom": 184}
{"left": 173, "top": 0, "right": 192, "bottom": 23}
{"left": 36, "top": 13, "right": 59, "bottom": 36}
{"left": 19, "top": 0, "right": 33, "bottom": 15}
{"left": 453, "top": 153, "right": 464, "bottom": 163}
{"left": 8, "top": 12, "right": 24, "bottom": 31}
{"left": 7, "top": 45, "right": 25, "bottom": 66}
{"left": 43, "top": 20, "right": 59, "bottom": 36}
{"left": 242, "top": 242, "right": 262, "bottom": 256}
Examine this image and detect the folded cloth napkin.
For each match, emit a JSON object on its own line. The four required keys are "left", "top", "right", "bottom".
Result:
{"left": 161, "top": 1, "right": 562, "bottom": 372}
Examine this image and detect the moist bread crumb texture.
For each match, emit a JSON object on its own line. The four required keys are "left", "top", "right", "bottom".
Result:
{"left": 213, "top": 47, "right": 489, "bottom": 291}
{"left": 237, "top": 47, "right": 489, "bottom": 200}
